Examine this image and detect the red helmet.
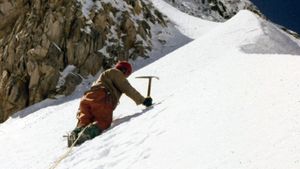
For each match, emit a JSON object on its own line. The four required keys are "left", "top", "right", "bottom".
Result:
{"left": 115, "top": 61, "right": 132, "bottom": 77}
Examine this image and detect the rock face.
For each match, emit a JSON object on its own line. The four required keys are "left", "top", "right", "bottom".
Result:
{"left": 0, "top": 0, "right": 166, "bottom": 122}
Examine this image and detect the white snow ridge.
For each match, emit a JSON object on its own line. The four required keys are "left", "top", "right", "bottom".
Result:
{"left": 1, "top": 1, "right": 300, "bottom": 169}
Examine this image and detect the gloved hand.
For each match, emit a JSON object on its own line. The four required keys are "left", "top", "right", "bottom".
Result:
{"left": 143, "top": 97, "right": 153, "bottom": 107}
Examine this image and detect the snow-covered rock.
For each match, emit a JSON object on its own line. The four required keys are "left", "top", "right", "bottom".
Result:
{"left": 162, "top": 0, "right": 263, "bottom": 21}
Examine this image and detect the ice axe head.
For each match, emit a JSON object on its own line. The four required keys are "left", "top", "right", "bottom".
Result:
{"left": 135, "top": 76, "right": 159, "bottom": 97}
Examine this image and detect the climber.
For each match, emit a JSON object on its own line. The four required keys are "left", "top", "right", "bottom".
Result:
{"left": 68, "top": 61, "right": 153, "bottom": 147}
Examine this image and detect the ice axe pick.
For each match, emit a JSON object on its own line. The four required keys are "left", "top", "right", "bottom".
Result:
{"left": 135, "top": 76, "right": 159, "bottom": 97}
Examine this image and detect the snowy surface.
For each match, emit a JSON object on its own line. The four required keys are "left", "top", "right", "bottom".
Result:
{"left": 1, "top": 2, "right": 300, "bottom": 169}
{"left": 152, "top": 0, "right": 219, "bottom": 39}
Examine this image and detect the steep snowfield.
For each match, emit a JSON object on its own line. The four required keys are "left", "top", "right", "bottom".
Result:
{"left": 134, "top": 0, "right": 219, "bottom": 70}
{"left": 151, "top": 0, "right": 219, "bottom": 39}
{"left": 1, "top": 6, "right": 300, "bottom": 169}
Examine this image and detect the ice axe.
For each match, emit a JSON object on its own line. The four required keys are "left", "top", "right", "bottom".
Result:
{"left": 135, "top": 76, "right": 159, "bottom": 97}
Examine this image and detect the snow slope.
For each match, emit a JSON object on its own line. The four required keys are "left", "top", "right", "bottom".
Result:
{"left": 1, "top": 5, "right": 300, "bottom": 169}
{"left": 133, "top": 0, "right": 219, "bottom": 70}
{"left": 151, "top": 0, "right": 219, "bottom": 39}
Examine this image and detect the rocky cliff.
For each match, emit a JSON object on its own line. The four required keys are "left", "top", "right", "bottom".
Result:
{"left": 0, "top": 0, "right": 166, "bottom": 122}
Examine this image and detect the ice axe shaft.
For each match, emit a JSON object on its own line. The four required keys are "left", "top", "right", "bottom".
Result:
{"left": 135, "top": 76, "right": 159, "bottom": 97}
